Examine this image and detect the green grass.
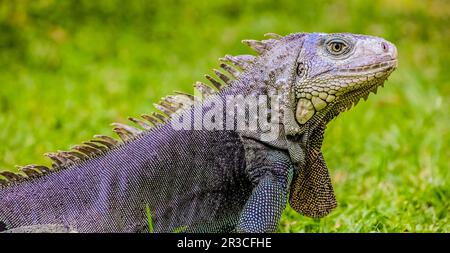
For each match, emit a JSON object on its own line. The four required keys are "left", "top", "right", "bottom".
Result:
{"left": 0, "top": 0, "right": 448, "bottom": 232}
{"left": 145, "top": 204, "right": 154, "bottom": 233}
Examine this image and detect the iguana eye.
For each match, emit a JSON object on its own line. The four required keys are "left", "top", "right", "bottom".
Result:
{"left": 326, "top": 39, "right": 350, "bottom": 56}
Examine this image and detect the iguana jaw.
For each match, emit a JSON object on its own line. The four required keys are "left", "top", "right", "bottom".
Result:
{"left": 294, "top": 58, "right": 397, "bottom": 127}
{"left": 331, "top": 58, "right": 397, "bottom": 111}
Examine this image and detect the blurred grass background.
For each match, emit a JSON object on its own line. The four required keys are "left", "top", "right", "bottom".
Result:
{"left": 0, "top": 0, "right": 448, "bottom": 232}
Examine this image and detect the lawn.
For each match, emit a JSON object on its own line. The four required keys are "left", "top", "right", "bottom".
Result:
{"left": 0, "top": 0, "right": 448, "bottom": 232}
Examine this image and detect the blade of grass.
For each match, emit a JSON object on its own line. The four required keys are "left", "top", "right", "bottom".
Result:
{"left": 145, "top": 203, "right": 154, "bottom": 233}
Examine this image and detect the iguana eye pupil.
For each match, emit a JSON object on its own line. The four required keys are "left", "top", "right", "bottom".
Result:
{"left": 329, "top": 42, "right": 345, "bottom": 53}
{"left": 333, "top": 43, "right": 342, "bottom": 51}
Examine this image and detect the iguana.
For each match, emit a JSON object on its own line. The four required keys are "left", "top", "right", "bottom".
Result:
{"left": 0, "top": 32, "right": 397, "bottom": 233}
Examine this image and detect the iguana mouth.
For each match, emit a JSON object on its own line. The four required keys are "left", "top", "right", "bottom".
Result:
{"left": 334, "top": 60, "right": 397, "bottom": 112}
{"left": 339, "top": 59, "right": 398, "bottom": 75}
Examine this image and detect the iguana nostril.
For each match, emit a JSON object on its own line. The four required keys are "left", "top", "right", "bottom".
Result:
{"left": 381, "top": 42, "right": 389, "bottom": 53}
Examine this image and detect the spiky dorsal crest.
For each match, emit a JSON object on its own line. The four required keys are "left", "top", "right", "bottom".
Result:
{"left": 242, "top": 40, "right": 276, "bottom": 55}
{"left": 0, "top": 33, "right": 284, "bottom": 188}
{"left": 220, "top": 55, "right": 256, "bottom": 71}
{"left": 264, "top": 32, "right": 283, "bottom": 40}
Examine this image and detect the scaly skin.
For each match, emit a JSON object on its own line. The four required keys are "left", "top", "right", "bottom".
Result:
{"left": 279, "top": 33, "right": 398, "bottom": 217}
{"left": 0, "top": 32, "right": 397, "bottom": 232}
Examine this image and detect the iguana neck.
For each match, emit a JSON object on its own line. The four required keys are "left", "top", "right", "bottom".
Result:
{"left": 218, "top": 67, "right": 325, "bottom": 160}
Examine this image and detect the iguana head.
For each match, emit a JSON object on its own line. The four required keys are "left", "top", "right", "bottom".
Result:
{"left": 293, "top": 33, "right": 397, "bottom": 125}
{"left": 241, "top": 32, "right": 397, "bottom": 134}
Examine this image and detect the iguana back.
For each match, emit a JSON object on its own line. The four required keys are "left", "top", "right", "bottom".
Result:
{"left": 1, "top": 124, "right": 253, "bottom": 232}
